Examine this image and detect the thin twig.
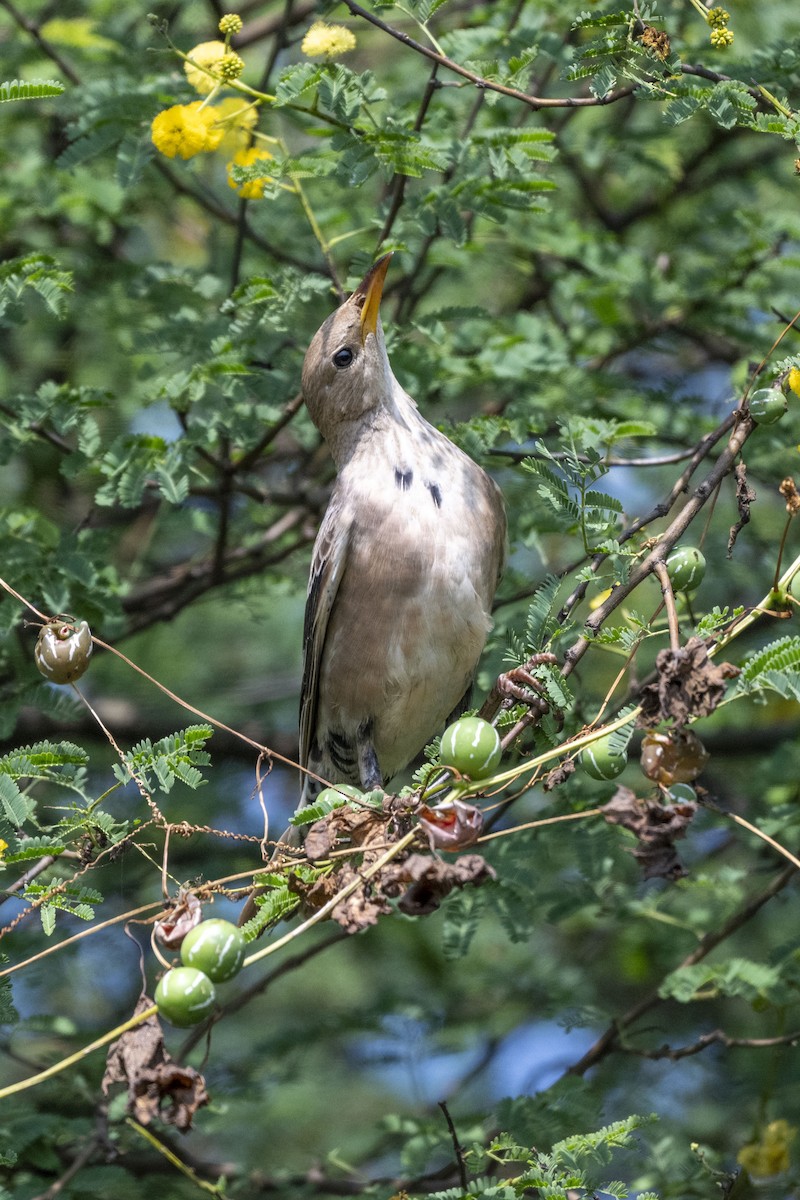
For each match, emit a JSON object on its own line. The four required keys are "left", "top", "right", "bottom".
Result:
{"left": 562, "top": 411, "right": 753, "bottom": 677}
{"left": 438, "top": 1100, "right": 468, "bottom": 1192}
{"left": 341, "top": 0, "right": 640, "bottom": 110}
{"left": 564, "top": 864, "right": 797, "bottom": 1077}
{"left": 653, "top": 561, "right": 681, "bottom": 652}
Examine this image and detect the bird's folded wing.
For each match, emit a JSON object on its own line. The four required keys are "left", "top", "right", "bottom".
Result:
{"left": 299, "top": 494, "right": 351, "bottom": 782}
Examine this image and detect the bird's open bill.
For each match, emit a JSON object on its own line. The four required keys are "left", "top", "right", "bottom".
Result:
{"left": 358, "top": 252, "right": 392, "bottom": 342}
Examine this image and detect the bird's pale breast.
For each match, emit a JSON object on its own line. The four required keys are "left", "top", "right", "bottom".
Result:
{"left": 315, "top": 437, "right": 500, "bottom": 780}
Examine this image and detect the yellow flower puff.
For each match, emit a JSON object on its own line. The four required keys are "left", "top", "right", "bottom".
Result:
{"left": 227, "top": 146, "right": 273, "bottom": 198}
{"left": 209, "top": 96, "right": 258, "bottom": 155}
{"left": 788, "top": 366, "right": 800, "bottom": 398}
{"left": 151, "top": 103, "right": 224, "bottom": 160}
{"left": 738, "top": 1120, "right": 796, "bottom": 1178}
{"left": 184, "top": 40, "right": 232, "bottom": 94}
{"left": 301, "top": 21, "right": 356, "bottom": 59}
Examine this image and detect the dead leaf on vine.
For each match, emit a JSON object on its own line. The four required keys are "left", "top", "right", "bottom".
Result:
{"left": 543, "top": 757, "right": 576, "bottom": 791}
{"left": 385, "top": 853, "right": 496, "bottom": 917}
{"left": 291, "top": 843, "right": 495, "bottom": 931}
{"left": 290, "top": 859, "right": 393, "bottom": 932}
{"left": 418, "top": 800, "right": 484, "bottom": 850}
{"left": 638, "top": 636, "right": 739, "bottom": 727}
{"left": 728, "top": 460, "right": 756, "bottom": 555}
{"left": 303, "top": 793, "right": 415, "bottom": 862}
{"left": 102, "top": 994, "right": 209, "bottom": 1132}
{"left": 154, "top": 891, "right": 202, "bottom": 950}
{"left": 602, "top": 786, "right": 697, "bottom": 880}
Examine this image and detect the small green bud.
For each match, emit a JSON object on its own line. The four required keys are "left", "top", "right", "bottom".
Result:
{"left": 706, "top": 7, "right": 730, "bottom": 26}
{"left": 217, "top": 53, "right": 244, "bottom": 81}
{"left": 219, "top": 13, "right": 243, "bottom": 35}
{"left": 709, "top": 26, "right": 734, "bottom": 46}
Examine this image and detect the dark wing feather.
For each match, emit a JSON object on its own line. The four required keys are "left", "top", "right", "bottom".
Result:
{"left": 298, "top": 491, "right": 351, "bottom": 780}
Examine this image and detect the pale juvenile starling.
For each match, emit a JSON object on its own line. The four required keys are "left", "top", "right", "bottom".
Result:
{"left": 240, "top": 255, "right": 505, "bottom": 926}
{"left": 297, "top": 254, "right": 506, "bottom": 801}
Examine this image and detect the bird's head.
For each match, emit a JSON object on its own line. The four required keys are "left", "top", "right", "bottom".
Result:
{"left": 301, "top": 253, "right": 394, "bottom": 443}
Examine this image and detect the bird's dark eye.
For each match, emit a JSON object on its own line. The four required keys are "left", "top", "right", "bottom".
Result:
{"left": 332, "top": 347, "right": 354, "bottom": 369}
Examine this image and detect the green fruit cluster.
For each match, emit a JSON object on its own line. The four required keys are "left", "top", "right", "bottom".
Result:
{"left": 155, "top": 918, "right": 246, "bottom": 1027}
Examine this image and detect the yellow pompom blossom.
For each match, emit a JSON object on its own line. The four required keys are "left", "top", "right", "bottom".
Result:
{"left": 184, "top": 40, "right": 237, "bottom": 94}
{"left": 151, "top": 102, "right": 224, "bottom": 160}
{"left": 227, "top": 146, "right": 273, "bottom": 199}
{"left": 301, "top": 21, "right": 356, "bottom": 59}
{"left": 738, "top": 1120, "right": 796, "bottom": 1178}
{"left": 788, "top": 366, "right": 800, "bottom": 398}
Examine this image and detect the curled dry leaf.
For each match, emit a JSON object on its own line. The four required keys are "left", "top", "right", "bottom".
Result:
{"left": 418, "top": 799, "right": 484, "bottom": 850}
{"left": 154, "top": 891, "right": 202, "bottom": 950}
{"left": 290, "top": 857, "right": 394, "bottom": 933}
{"left": 544, "top": 756, "right": 576, "bottom": 791}
{"left": 102, "top": 994, "right": 209, "bottom": 1132}
{"left": 728, "top": 460, "right": 757, "bottom": 555}
{"left": 386, "top": 853, "right": 496, "bottom": 917}
{"left": 290, "top": 795, "right": 494, "bottom": 932}
{"left": 602, "top": 786, "right": 697, "bottom": 880}
{"left": 303, "top": 793, "right": 415, "bottom": 862}
{"left": 638, "top": 636, "right": 739, "bottom": 727}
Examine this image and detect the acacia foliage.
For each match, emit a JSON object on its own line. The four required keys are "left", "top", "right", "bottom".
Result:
{"left": 3, "top": 0, "right": 800, "bottom": 1196}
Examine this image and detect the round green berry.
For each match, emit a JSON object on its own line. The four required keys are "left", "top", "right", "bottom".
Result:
{"left": 180, "top": 919, "right": 246, "bottom": 982}
{"left": 315, "top": 784, "right": 364, "bottom": 806}
{"left": 580, "top": 735, "right": 628, "bottom": 781}
{"left": 155, "top": 967, "right": 216, "bottom": 1027}
{"left": 440, "top": 717, "right": 502, "bottom": 780}
{"left": 666, "top": 546, "right": 706, "bottom": 592}
{"left": 749, "top": 387, "right": 787, "bottom": 426}
{"left": 665, "top": 782, "right": 697, "bottom": 804}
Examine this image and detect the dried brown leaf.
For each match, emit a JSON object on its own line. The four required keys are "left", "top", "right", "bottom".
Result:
{"left": 418, "top": 800, "right": 484, "bottom": 850}
{"left": 602, "top": 786, "right": 697, "bottom": 880}
{"left": 543, "top": 757, "right": 576, "bottom": 791}
{"left": 386, "top": 853, "right": 496, "bottom": 917}
{"left": 103, "top": 994, "right": 209, "bottom": 1132}
{"left": 154, "top": 891, "right": 202, "bottom": 950}
{"left": 638, "top": 636, "right": 739, "bottom": 726}
{"left": 728, "top": 461, "right": 756, "bottom": 555}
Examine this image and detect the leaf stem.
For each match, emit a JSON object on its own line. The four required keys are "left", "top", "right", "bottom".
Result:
{"left": 0, "top": 1004, "right": 157, "bottom": 1100}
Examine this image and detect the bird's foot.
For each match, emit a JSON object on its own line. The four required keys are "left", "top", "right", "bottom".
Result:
{"left": 487, "top": 653, "right": 563, "bottom": 729}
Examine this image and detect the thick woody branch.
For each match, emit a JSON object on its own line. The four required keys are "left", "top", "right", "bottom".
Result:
{"left": 562, "top": 412, "right": 753, "bottom": 677}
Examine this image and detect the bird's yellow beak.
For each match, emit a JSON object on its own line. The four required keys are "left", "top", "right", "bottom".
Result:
{"left": 358, "top": 253, "right": 392, "bottom": 343}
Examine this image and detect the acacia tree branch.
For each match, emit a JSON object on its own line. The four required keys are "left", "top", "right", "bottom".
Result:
{"left": 0, "top": 0, "right": 81, "bottom": 84}
{"left": 561, "top": 411, "right": 752, "bottom": 674}
{"left": 341, "top": 0, "right": 640, "bottom": 109}
{"left": 620, "top": 1026, "right": 800, "bottom": 1062}
{"left": 121, "top": 514, "right": 313, "bottom": 633}
{"left": 565, "top": 863, "right": 796, "bottom": 1077}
